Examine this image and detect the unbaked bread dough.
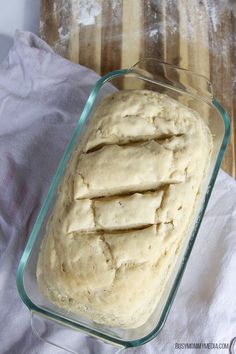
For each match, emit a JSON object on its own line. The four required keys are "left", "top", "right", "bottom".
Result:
{"left": 37, "top": 90, "right": 212, "bottom": 328}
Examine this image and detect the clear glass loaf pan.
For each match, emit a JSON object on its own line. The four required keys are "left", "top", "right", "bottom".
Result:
{"left": 16, "top": 59, "right": 230, "bottom": 353}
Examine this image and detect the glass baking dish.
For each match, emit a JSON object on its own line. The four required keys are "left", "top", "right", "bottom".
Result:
{"left": 16, "top": 59, "right": 230, "bottom": 353}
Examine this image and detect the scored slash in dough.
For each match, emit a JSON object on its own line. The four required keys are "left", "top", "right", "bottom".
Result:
{"left": 74, "top": 141, "right": 186, "bottom": 199}
{"left": 60, "top": 190, "right": 164, "bottom": 233}
{"left": 83, "top": 90, "right": 198, "bottom": 152}
{"left": 37, "top": 90, "right": 212, "bottom": 329}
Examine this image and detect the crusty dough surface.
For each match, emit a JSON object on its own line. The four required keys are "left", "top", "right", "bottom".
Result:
{"left": 37, "top": 90, "right": 212, "bottom": 328}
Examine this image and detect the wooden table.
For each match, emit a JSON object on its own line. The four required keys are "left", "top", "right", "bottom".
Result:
{"left": 40, "top": 0, "right": 235, "bottom": 178}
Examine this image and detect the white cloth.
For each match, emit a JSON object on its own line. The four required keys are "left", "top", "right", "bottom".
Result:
{"left": 0, "top": 31, "right": 235, "bottom": 354}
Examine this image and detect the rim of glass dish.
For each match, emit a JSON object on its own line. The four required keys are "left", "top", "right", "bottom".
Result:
{"left": 129, "top": 58, "right": 213, "bottom": 103}
{"left": 16, "top": 67, "right": 230, "bottom": 348}
{"left": 130, "top": 58, "right": 213, "bottom": 84}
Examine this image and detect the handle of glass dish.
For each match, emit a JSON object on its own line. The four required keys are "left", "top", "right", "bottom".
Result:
{"left": 128, "top": 58, "right": 213, "bottom": 102}
{"left": 31, "top": 312, "right": 125, "bottom": 354}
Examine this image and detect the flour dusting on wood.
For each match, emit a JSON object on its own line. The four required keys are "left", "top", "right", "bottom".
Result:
{"left": 76, "top": 0, "right": 101, "bottom": 26}
{"left": 40, "top": 0, "right": 236, "bottom": 89}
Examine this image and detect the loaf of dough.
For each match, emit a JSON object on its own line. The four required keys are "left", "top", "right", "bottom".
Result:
{"left": 37, "top": 90, "right": 212, "bottom": 328}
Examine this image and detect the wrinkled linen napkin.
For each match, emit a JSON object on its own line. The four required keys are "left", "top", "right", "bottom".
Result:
{"left": 0, "top": 31, "right": 235, "bottom": 354}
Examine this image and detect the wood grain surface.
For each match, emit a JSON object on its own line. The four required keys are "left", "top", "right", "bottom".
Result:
{"left": 40, "top": 0, "right": 236, "bottom": 178}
